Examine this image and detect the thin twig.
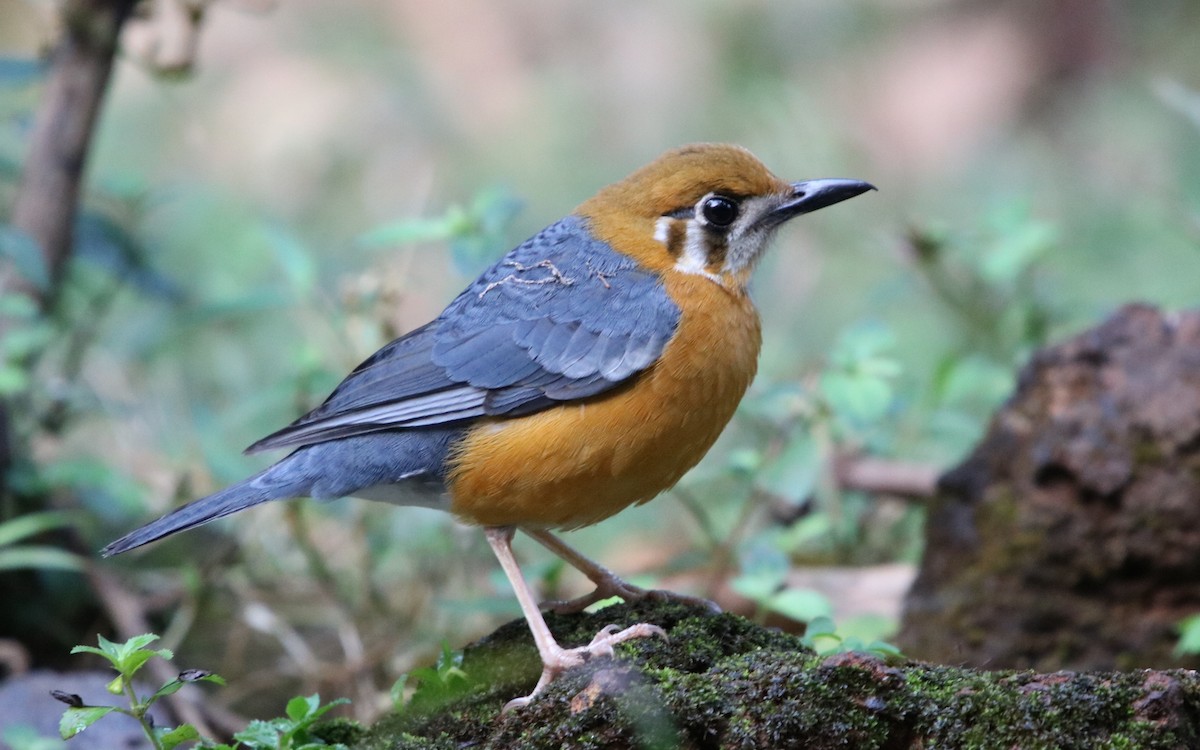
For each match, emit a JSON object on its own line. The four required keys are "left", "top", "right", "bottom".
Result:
{"left": 834, "top": 456, "right": 940, "bottom": 499}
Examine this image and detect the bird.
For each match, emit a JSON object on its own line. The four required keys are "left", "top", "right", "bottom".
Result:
{"left": 103, "top": 143, "right": 874, "bottom": 709}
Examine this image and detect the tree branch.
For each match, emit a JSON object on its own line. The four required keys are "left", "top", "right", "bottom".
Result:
{"left": 834, "top": 456, "right": 940, "bottom": 499}
{"left": 8, "top": 0, "right": 138, "bottom": 302}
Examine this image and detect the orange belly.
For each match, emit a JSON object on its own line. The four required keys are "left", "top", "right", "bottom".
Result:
{"left": 446, "top": 273, "right": 761, "bottom": 528}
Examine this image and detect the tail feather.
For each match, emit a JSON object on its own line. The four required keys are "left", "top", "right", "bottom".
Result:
{"left": 102, "top": 429, "right": 462, "bottom": 557}
{"left": 102, "top": 468, "right": 301, "bottom": 557}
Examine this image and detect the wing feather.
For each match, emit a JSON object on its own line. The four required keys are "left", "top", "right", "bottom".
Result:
{"left": 246, "top": 216, "right": 680, "bottom": 453}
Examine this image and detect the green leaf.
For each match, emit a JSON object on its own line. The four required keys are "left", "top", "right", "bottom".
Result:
{"left": 767, "top": 588, "right": 833, "bottom": 622}
{"left": 158, "top": 723, "right": 201, "bottom": 750}
{"left": 821, "top": 370, "right": 893, "bottom": 424}
{"left": 152, "top": 678, "right": 186, "bottom": 700}
{"left": 819, "top": 323, "right": 900, "bottom": 427}
{"left": 263, "top": 223, "right": 317, "bottom": 295}
{"left": 729, "top": 569, "right": 782, "bottom": 605}
{"left": 725, "top": 447, "right": 763, "bottom": 476}
{"left": 980, "top": 220, "right": 1055, "bottom": 285}
{"left": 936, "top": 355, "right": 1013, "bottom": 408}
{"left": 782, "top": 512, "right": 833, "bottom": 549}
{"left": 288, "top": 694, "right": 348, "bottom": 724}
{"left": 1, "top": 321, "right": 55, "bottom": 359}
{"left": 356, "top": 215, "right": 458, "bottom": 249}
{"left": 233, "top": 719, "right": 283, "bottom": 747}
{"left": 58, "top": 706, "right": 117, "bottom": 739}
{"left": 120, "top": 648, "right": 171, "bottom": 678}
{"left": 864, "top": 640, "right": 904, "bottom": 658}
{"left": 0, "top": 546, "right": 85, "bottom": 572}
{"left": 0, "top": 364, "right": 28, "bottom": 396}
{"left": 0, "top": 511, "right": 75, "bottom": 547}
{"left": 805, "top": 615, "right": 838, "bottom": 638}
{"left": 0, "top": 365, "right": 28, "bottom": 395}
{"left": 113, "top": 633, "right": 162, "bottom": 656}
{"left": 801, "top": 614, "right": 844, "bottom": 652}
{"left": 70, "top": 645, "right": 112, "bottom": 661}
{"left": 0, "top": 292, "right": 39, "bottom": 318}
{"left": 390, "top": 674, "right": 409, "bottom": 708}
{"left": 73, "top": 634, "right": 169, "bottom": 679}
{"left": 832, "top": 613, "right": 898, "bottom": 646}
{"left": 1175, "top": 614, "right": 1200, "bottom": 655}
{"left": 828, "top": 322, "right": 896, "bottom": 367}
{"left": 286, "top": 694, "right": 320, "bottom": 722}
{"left": 754, "top": 433, "right": 820, "bottom": 501}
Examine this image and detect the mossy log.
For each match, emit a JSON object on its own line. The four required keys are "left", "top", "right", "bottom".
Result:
{"left": 900, "top": 304, "right": 1200, "bottom": 672}
{"left": 339, "top": 599, "right": 1200, "bottom": 750}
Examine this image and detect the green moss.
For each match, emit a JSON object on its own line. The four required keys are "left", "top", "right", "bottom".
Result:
{"left": 355, "top": 600, "right": 1200, "bottom": 749}
{"left": 312, "top": 717, "right": 367, "bottom": 746}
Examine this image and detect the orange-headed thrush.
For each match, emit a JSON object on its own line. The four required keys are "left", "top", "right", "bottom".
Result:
{"left": 104, "top": 143, "right": 874, "bottom": 708}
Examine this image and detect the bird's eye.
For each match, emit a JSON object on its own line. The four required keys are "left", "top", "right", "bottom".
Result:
{"left": 700, "top": 196, "right": 739, "bottom": 228}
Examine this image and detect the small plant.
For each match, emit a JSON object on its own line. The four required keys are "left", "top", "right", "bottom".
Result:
{"left": 730, "top": 549, "right": 834, "bottom": 625}
{"left": 221, "top": 695, "right": 349, "bottom": 750}
{"left": 55, "top": 633, "right": 224, "bottom": 749}
{"left": 55, "top": 633, "right": 352, "bottom": 749}
{"left": 1174, "top": 613, "right": 1200, "bottom": 656}
{"left": 730, "top": 546, "right": 902, "bottom": 660}
{"left": 801, "top": 615, "right": 904, "bottom": 660}
{"left": 391, "top": 642, "right": 471, "bottom": 710}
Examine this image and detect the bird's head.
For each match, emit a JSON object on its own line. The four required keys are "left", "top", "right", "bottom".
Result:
{"left": 578, "top": 143, "right": 874, "bottom": 289}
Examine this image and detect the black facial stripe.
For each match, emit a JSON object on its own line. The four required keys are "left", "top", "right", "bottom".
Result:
{"left": 703, "top": 230, "right": 728, "bottom": 268}
{"left": 665, "top": 220, "right": 687, "bottom": 257}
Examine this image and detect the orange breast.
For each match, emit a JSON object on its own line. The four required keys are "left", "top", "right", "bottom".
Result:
{"left": 446, "top": 273, "right": 761, "bottom": 529}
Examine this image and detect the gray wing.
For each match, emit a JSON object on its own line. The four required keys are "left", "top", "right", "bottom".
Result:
{"left": 246, "top": 215, "right": 681, "bottom": 453}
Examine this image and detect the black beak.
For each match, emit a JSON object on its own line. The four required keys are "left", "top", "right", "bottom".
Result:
{"left": 762, "top": 178, "right": 876, "bottom": 228}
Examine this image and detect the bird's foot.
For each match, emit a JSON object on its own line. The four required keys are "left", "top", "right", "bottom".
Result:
{"left": 503, "top": 623, "right": 667, "bottom": 711}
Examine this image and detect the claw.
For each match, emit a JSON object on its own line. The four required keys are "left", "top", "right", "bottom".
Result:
{"left": 501, "top": 622, "right": 666, "bottom": 711}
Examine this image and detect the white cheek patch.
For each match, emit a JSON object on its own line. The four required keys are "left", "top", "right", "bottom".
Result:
{"left": 722, "top": 229, "right": 763, "bottom": 274}
{"left": 721, "top": 195, "right": 778, "bottom": 274}
{"left": 654, "top": 217, "right": 672, "bottom": 245}
{"left": 674, "top": 220, "right": 722, "bottom": 283}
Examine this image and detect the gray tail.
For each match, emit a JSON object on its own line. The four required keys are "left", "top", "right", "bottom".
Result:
{"left": 102, "top": 466, "right": 301, "bottom": 557}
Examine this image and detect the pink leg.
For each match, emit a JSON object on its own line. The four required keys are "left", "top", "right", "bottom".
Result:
{"left": 484, "top": 527, "right": 666, "bottom": 710}
{"left": 522, "top": 527, "right": 720, "bottom": 614}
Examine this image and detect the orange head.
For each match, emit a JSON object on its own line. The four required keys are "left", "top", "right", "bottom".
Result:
{"left": 578, "top": 143, "right": 874, "bottom": 288}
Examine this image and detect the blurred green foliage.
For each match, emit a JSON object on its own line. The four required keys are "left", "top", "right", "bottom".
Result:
{"left": 0, "top": 510, "right": 83, "bottom": 572}
{"left": 1, "top": 0, "right": 1199, "bottom": 726}
{"left": 1176, "top": 615, "right": 1200, "bottom": 658}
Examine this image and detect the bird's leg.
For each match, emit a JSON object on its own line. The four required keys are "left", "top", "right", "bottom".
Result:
{"left": 522, "top": 527, "right": 649, "bottom": 612}
{"left": 523, "top": 527, "right": 720, "bottom": 614}
{"left": 484, "top": 526, "right": 666, "bottom": 710}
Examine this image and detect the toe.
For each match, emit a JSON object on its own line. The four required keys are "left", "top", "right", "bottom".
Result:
{"left": 503, "top": 695, "right": 533, "bottom": 712}
{"left": 588, "top": 624, "right": 622, "bottom": 646}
